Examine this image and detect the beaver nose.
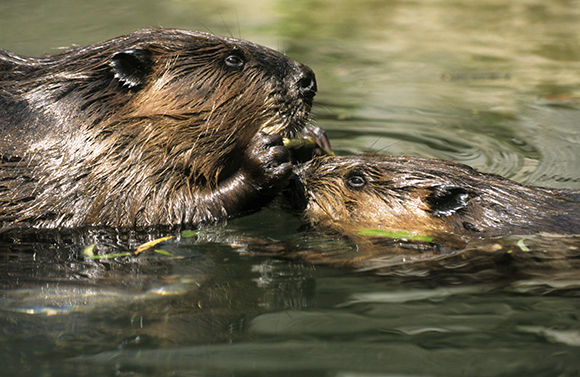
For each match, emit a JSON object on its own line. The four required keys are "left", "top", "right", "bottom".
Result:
{"left": 297, "top": 66, "right": 317, "bottom": 99}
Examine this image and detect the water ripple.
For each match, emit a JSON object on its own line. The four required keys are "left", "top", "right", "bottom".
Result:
{"left": 318, "top": 102, "right": 580, "bottom": 189}
{"left": 320, "top": 117, "right": 538, "bottom": 181}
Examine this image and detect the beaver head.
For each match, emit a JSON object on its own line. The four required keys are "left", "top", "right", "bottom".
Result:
{"left": 0, "top": 28, "right": 318, "bottom": 228}
{"left": 285, "top": 154, "right": 580, "bottom": 240}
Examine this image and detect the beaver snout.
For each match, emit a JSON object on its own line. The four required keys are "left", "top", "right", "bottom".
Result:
{"left": 296, "top": 65, "right": 317, "bottom": 100}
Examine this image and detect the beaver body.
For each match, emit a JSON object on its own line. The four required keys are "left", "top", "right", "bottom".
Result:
{"left": 286, "top": 154, "right": 580, "bottom": 241}
{"left": 0, "top": 28, "right": 317, "bottom": 229}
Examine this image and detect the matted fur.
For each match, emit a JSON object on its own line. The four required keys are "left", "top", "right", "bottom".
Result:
{"left": 0, "top": 28, "right": 316, "bottom": 228}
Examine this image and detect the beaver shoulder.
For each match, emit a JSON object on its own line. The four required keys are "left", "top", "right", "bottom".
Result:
{"left": 0, "top": 28, "right": 318, "bottom": 229}
{"left": 285, "top": 154, "right": 580, "bottom": 240}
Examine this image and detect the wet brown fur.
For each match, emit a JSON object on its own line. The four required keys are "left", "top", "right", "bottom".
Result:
{"left": 286, "top": 154, "right": 580, "bottom": 241}
{"left": 0, "top": 28, "right": 317, "bottom": 228}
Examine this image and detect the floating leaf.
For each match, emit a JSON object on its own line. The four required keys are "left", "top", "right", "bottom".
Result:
{"left": 85, "top": 252, "right": 132, "bottom": 260}
{"left": 135, "top": 236, "right": 174, "bottom": 255}
{"left": 517, "top": 239, "right": 530, "bottom": 252}
{"left": 154, "top": 249, "right": 174, "bottom": 256}
{"left": 182, "top": 230, "right": 201, "bottom": 238}
{"left": 357, "top": 229, "right": 433, "bottom": 242}
{"left": 83, "top": 244, "right": 95, "bottom": 256}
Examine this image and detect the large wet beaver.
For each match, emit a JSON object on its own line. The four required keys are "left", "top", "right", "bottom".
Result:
{"left": 0, "top": 28, "right": 319, "bottom": 229}
{"left": 285, "top": 154, "right": 580, "bottom": 241}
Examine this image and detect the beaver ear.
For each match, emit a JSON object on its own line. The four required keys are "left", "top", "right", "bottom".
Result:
{"left": 109, "top": 48, "right": 152, "bottom": 89}
{"left": 425, "top": 185, "right": 471, "bottom": 217}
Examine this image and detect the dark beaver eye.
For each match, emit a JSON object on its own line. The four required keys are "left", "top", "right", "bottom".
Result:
{"left": 346, "top": 175, "right": 366, "bottom": 188}
{"left": 225, "top": 54, "right": 244, "bottom": 68}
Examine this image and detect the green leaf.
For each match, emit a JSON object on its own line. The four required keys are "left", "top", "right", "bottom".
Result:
{"left": 154, "top": 249, "right": 174, "bottom": 256}
{"left": 83, "top": 244, "right": 95, "bottom": 256}
{"left": 517, "top": 238, "right": 530, "bottom": 252}
{"left": 283, "top": 137, "right": 315, "bottom": 150}
{"left": 357, "top": 229, "right": 433, "bottom": 242}
{"left": 182, "top": 230, "right": 201, "bottom": 238}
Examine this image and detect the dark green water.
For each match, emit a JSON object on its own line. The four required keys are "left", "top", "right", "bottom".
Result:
{"left": 2, "top": 0, "right": 580, "bottom": 376}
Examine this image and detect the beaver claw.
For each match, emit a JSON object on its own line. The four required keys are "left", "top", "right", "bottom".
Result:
{"left": 243, "top": 132, "right": 292, "bottom": 193}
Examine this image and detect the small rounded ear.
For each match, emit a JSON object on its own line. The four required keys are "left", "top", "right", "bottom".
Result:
{"left": 109, "top": 48, "right": 152, "bottom": 89}
{"left": 425, "top": 185, "right": 471, "bottom": 217}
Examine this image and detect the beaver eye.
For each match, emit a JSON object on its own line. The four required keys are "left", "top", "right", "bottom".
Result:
{"left": 346, "top": 175, "right": 366, "bottom": 188}
{"left": 225, "top": 54, "right": 244, "bottom": 68}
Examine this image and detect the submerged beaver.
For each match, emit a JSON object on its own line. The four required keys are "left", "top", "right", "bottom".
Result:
{"left": 285, "top": 154, "right": 580, "bottom": 241}
{"left": 0, "top": 28, "right": 319, "bottom": 229}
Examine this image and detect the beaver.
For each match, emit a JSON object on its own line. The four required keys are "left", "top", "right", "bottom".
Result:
{"left": 226, "top": 154, "right": 580, "bottom": 280}
{"left": 284, "top": 154, "right": 580, "bottom": 242}
{"left": 0, "top": 28, "right": 320, "bottom": 229}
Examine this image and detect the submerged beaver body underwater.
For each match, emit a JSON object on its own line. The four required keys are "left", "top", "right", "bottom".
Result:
{"left": 285, "top": 154, "right": 580, "bottom": 241}
{"left": 0, "top": 28, "right": 318, "bottom": 229}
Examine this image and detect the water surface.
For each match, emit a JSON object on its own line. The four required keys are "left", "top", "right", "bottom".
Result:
{"left": 2, "top": 0, "right": 580, "bottom": 376}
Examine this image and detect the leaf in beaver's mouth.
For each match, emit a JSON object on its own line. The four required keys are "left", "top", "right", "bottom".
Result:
{"left": 283, "top": 126, "right": 334, "bottom": 156}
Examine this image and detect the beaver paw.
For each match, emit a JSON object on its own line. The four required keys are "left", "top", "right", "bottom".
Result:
{"left": 244, "top": 132, "right": 292, "bottom": 193}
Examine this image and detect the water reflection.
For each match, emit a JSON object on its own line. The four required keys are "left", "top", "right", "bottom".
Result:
{"left": 71, "top": 282, "right": 580, "bottom": 376}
